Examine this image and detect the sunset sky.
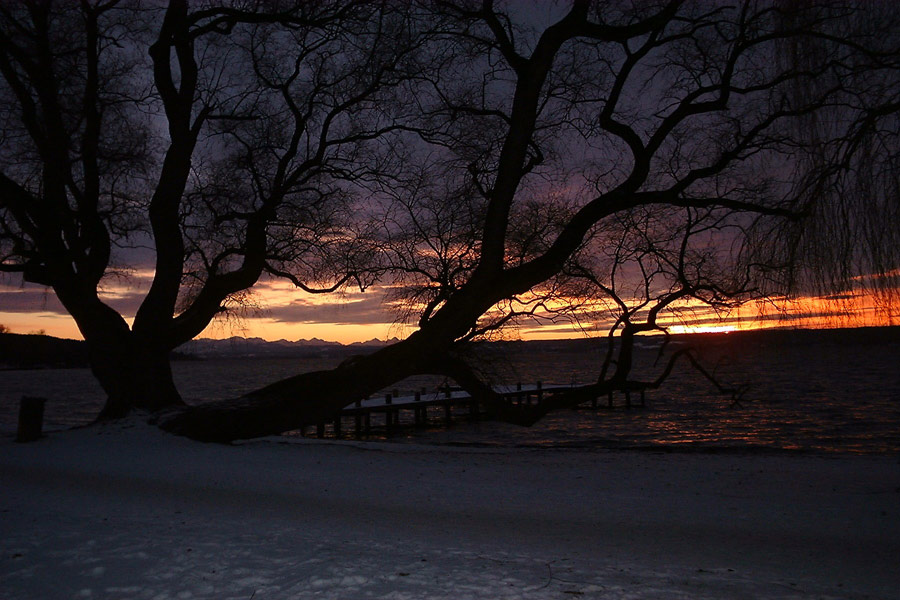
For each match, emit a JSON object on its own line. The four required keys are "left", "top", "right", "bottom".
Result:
{"left": 1, "top": 3, "right": 896, "bottom": 349}
{"left": 1, "top": 273, "right": 895, "bottom": 344}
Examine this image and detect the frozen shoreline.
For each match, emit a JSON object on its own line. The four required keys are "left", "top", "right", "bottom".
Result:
{"left": 2, "top": 420, "right": 899, "bottom": 599}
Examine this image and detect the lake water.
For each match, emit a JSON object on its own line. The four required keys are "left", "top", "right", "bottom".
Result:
{"left": 2, "top": 328, "right": 899, "bottom": 454}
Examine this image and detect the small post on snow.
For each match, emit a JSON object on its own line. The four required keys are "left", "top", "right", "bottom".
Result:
{"left": 16, "top": 396, "right": 46, "bottom": 443}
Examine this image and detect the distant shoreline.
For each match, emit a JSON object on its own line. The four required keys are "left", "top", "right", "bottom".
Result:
{"left": 4, "top": 324, "right": 898, "bottom": 368}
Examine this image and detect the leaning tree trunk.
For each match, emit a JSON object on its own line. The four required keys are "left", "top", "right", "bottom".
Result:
{"left": 157, "top": 333, "right": 441, "bottom": 442}
{"left": 157, "top": 276, "right": 521, "bottom": 441}
{"left": 157, "top": 274, "right": 552, "bottom": 441}
{"left": 156, "top": 331, "right": 571, "bottom": 442}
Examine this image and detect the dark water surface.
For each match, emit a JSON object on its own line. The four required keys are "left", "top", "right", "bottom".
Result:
{"left": 2, "top": 328, "right": 899, "bottom": 454}
{"left": 390, "top": 328, "right": 900, "bottom": 454}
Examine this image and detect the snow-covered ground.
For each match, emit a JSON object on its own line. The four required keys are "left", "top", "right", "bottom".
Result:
{"left": 2, "top": 419, "right": 898, "bottom": 599}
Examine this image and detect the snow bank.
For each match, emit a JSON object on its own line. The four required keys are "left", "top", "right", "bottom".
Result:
{"left": 2, "top": 420, "right": 898, "bottom": 599}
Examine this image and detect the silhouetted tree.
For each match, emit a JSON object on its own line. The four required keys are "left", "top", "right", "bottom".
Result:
{"left": 759, "top": 1, "right": 900, "bottom": 308}
{"left": 550, "top": 205, "right": 752, "bottom": 404}
{"left": 0, "top": 1, "right": 428, "bottom": 417}
{"left": 160, "top": 1, "right": 899, "bottom": 441}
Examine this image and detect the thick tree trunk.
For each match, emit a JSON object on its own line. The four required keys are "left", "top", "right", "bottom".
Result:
{"left": 90, "top": 336, "right": 185, "bottom": 420}
{"left": 55, "top": 290, "right": 185, "bottom": 420}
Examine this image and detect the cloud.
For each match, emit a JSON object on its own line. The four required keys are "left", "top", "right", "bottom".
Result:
{"left": 0, "top": 285, "right": 147, "bottom": 318}
{"left": 0, "top": 289, "right": 67, "bottom": 314}
{"left": 99, "top": 291, "right": 148, "bottom": 317}
{"left": 264, "top": 293, "right": 395, "bottom": 325}
{"left": 820, "top": 293, "right": 859, "bottom": 302}
{"left": 0, "top": 277, "right": 396, "bottom": 327}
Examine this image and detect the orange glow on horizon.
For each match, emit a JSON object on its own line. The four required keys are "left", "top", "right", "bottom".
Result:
{"left": 1, "top": 279, "right": 896, "bottom": 343}
{"left": 515, "top": 289, "right": 897, "bottom": 340}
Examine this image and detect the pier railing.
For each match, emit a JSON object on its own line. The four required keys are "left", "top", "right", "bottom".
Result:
{"left": 299, "top": 381, "right": 647, "bottom": 439}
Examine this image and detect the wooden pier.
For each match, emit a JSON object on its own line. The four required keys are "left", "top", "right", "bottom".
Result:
{"left": 300, "top": 382, "right": 647, "bottom": 439}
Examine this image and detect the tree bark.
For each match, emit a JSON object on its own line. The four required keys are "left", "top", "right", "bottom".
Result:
{"left": 91, "top": 336, "right": 185, "bottom": 420}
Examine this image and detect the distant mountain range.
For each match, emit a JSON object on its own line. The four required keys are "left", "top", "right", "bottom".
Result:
{"left": 0, "top": 332, "right": 402, "bottom": 368}
{"left": 179, "top": 336, "right": 401, "bottom": 358}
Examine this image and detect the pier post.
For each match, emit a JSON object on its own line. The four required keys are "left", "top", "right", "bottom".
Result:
{"left": 414, "top": 392, "right": 424, "bottom": 426}
{"left": 16, "top": 396, "right": 46, "bottom": 443}
{"left": 537, "top": 381, "right": 543, "bottom": 403}
{"left": 516, "top": 382, "right": 523, "bottom": 404}
{"left": 640, "top": 390, "right": 645, "bottom": 407}
{"left": 354, "top": 400, "right": 362, "bottom": 438}
{"left": 607, "top": 391, "right": 613, "bottom": 408}
{"left": 625, "top": 391, "right": 632, "bottom": 409}
{"left": 444, "top": 400, "right": 452, "bottom": 425}
{"left": 385, "top": 393, "right": 393, "bottom": 431}
{"left": 333, "top": 416, "right": 342, "bottom": 438}
{"left": 316, "top": 423, "right": 325, "bottom": 438}
{"left": 591, "top": 395, "right": 598, "bottom": 409}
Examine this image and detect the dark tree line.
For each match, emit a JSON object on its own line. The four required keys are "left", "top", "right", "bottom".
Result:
{"left": 1, "top": 1, "right": 897, "bottom": 441}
